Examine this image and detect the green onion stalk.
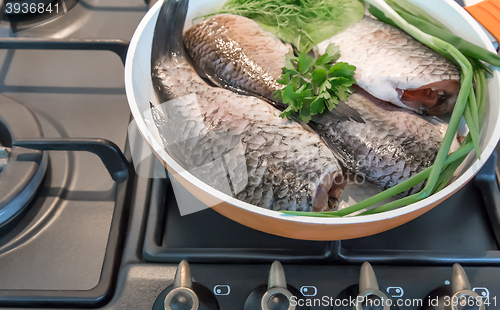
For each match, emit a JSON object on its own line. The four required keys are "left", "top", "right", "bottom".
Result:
{"left": 379, "top": 0, "right": 500, "bottom": 67}
{"left": 361, "top": 67, "right": 487, "bottom": 216}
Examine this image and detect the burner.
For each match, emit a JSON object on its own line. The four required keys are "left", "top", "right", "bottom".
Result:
{"left": 0, "top": 95, "right": 47, "bottom": 228}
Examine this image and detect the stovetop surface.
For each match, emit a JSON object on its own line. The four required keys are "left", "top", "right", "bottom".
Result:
{"left": 133, "top": 161, "right": 500, "bottom": 310}
{"left": 0, "top": 1, "right": 499, "bottom": 310}
{"left": 0, "top": 0, "right": 147, "bottom": 306}
{"left": 147, "top": 177, "right": 497, "bottom": 255}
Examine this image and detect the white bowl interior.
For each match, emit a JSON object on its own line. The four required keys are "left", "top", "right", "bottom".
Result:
{"left": 125, "top": 0, "right": 500, "bottom": 225}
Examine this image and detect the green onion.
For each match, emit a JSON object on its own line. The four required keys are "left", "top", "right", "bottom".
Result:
{"left": 359, "top": 68, "right": 488, "bottom": 216}
{"left": 283, "top": 0, "right": 490, "bottom": 218}
{"left": 283, "top": 140, "right": 475, "bottom": 217}
{"left": 339, "top": 0, "right": 472, "bottom": 209}
{"left": 370, "top": 0, "right": 500, "bottom": 67}
{"left": 464, "top": 87, "right": 480, "bottom": 157}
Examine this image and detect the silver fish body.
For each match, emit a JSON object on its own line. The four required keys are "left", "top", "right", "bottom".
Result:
{"left": 311, "top": 90, "right": 460, "bottom": 196}
{"left": 184, "top": 14, "right": 288, "bottom": 102}
{"left": 184, "top": 14, "right": 364, "bottom": 123}
{"left": 150, "top": 0, "right": 343, "bottom": 212}
{"left": 183, "top": 13, "right": 458, "bottom": 195}
{"left": 318, "top": 16, "right": 461, "bottom": 116}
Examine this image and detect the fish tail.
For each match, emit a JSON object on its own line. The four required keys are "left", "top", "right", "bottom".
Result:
{"left": 151, "top": 0, "right": 189, "bottom": 69}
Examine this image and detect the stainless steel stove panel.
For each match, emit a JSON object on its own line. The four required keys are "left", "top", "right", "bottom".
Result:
{"left": 0, "top": 0, "right": 146, "bottom": 304}
{"left": 0, "top": 1, "right": 498, "bottom": 310}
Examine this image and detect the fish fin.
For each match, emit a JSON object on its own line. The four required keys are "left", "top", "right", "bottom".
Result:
{"left": 151, "top": 0, "right": 189, "bottom": 69}
{"left": 197, "top": 64, "right": 261, "bottom": 98}
{"left": 308, "top": 121, "right": 353, "bottom": 169}
{"left": 201, "top": 68, "right": 294, "bottom": 112}
{"left": 202, "top": 71, "right": 365, "bottom": 125}
{"left": 325, "top": 144, "right": 352, "bottom": 170}
{"left": 322, "top": 140, "right": 352, "bottom": 172}
{"left": 191, "top": 52, "right": 364, "bottom": 124}
{"left": 196, "top": 64, "right": 364, "bottom": 126}
{"left": 312, "top": 101, "right": 365, "bottom": 124}
{"left": 204, "top": 71, "right": 249, "bottom": 95}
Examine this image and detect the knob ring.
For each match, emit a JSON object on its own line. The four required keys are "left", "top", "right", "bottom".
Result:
{"left": 261, "top": 287, "right": 296, "bottom": 310}
{"left": 354, "top": 288, "right": 390, "bottom": 310}
{"left": 451, "top": 290, "right": 485, "bottom": 310}
{"left": 164, "top": 287, "right": 200, "bottom": 310}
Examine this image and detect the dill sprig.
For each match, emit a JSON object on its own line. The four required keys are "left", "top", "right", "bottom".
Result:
{"left": 203, "top": 0, "right": 365, "bottom": 53}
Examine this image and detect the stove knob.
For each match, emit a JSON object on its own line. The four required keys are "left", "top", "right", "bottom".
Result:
{"left": 261, "top": 261, "right": 296, "bottom": 310}
{"left": 153, "top": 261, "right": 219, "bottom": 310}
{"left": 244, "top": 260, "right": 311, "bottom": 310}
{"left": 335, "top": 262, "right": 398, "bottom": 310}
{"left": 355, "top": 262, "right": 395, "bottom": 310}
{"left": 422, "top": 263, "right": 485, "bottom": 310}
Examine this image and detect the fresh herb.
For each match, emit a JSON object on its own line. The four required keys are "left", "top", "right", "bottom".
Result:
{"left": 272, "top": 43, "right": 356, "bottom": 123}
{"left": 282, "top": 0, "right": 491, "bottom": 217}
{"left": 370, "top": 0, "right": 500, "bottom": 67}
{"left": 203, "top": 0, "right": 365, "bottom": 53}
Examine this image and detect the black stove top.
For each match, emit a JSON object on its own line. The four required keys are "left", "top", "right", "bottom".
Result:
{"left": 0, "top": 1, "right": 498, "bottom": 310}
{"left": 143, "top": 158, "right": 500, "bottom": 264}
{"left": 134, "top": 156, "right": 500, "bottom": 310}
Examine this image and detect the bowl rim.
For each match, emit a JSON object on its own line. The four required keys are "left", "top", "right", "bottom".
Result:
{"left": 125, "top": 0, "right": 500, "bottom": 225}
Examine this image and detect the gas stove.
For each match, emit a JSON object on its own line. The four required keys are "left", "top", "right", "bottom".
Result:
{"left": 0, "top": 0, "right": 498, "bottom": 310}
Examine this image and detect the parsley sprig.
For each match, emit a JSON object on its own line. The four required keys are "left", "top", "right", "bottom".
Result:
{"left": 272, "top": 43, "right": 356, "bottom": 123}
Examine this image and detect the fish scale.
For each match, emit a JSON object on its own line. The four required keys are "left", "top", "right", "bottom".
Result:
{"left": 177, "top": 6, "right": 462, "bottom": 201}
{"left": 152, "top": 58, "right": 342, "bottom": 211}
{"left": 184, "top": 13, "right": 366, "bottom": 124}
{"left": 311, "top": 92, "right": 460, "bottom": 196}
{"left": 184, "top": 14, "right": 288, "bottom": 101}
{"left": 318, "top": 16, "right": 460, "bottom": 115}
